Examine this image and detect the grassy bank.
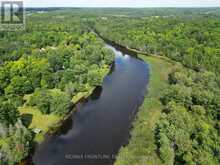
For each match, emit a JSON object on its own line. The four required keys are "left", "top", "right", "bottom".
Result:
{"left": 18, "top": 65, "right": 111, "bottom": 144}
{"left": 114, "top": 55, "right": 179, "bottom": 165}
{"left": 19, "top": 106, "right": 61, "bottom": 142}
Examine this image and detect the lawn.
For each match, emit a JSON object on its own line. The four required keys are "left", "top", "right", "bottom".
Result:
{"left": 114, "top": 55, "right": 179, "bottom": 165}
{"left": 19, "top": 106, "right": 61, "bottom": 142}
{"left": 72, "top": 87, "right": 95, "bottom": 103}
{"left": 19, "top": 65, "right": 111, "bottom": 143}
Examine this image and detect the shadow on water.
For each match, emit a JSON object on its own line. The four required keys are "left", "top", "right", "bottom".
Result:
{"left": 50, "top": 86, "right": 103, "bottom": 138}
{"left": 31, "top": 42, "right": 149, "bottom": 165}
{"left": 90, "top": 86, "right": 103, "bottom": 101}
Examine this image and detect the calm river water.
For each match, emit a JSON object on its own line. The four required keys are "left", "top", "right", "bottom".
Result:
{"left": 32, "top": 44, "right": 149, "bottom": 165}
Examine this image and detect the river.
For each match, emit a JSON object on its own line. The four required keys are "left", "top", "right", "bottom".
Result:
{"left": 32, "top": 43, "right": 149, "bottom": 165}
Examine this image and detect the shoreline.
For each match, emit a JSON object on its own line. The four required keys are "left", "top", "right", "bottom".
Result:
{"left": 94, "top": 29, "right": 178, "bottom": 65}
{"left": 95, "top": 30, "right": 179, "bottom": 165}
{"left": 20, "top": 63, "right": 113, "bottom": 165}
{"left": 114, "top": 55, "right": 178, "bottom": 165}
{"left": 22, "top": 34, "right": 175, "bottom": 165}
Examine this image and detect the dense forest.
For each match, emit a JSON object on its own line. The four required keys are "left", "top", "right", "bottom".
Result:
{"left": 0, "top": 8, "right": 220, "bottom": 165}
{"left": 93, "top": 8, "right": 220, "bottom": 165}
{"left": 95, "top": 11, "right": 220, "bottom": 76}
{"left": 158, "top": 68, "right": 220, "bottom": 164}
{"left": 0, "top": 11, "right": 114, "bottom": 164}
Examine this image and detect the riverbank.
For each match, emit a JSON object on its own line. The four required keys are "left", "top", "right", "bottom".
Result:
{"left": 31, "top": 42, "right": 149, "bottom": 165}
{"left": 95, "top": 33, "right": 180, "bottom": 164}
{"left": 19, "top": 65, "right": 111, "bottom": 144}
{"left": 114, "top": 54, "right": 179, "bottom": 165}
{"left": 95, "top": 30, "right": 177, "bottom": 65}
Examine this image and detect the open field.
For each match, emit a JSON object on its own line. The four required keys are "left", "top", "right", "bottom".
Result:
{"left": 115, "top": 55, "right": 179, "bottom": 165}
{"left": 19, "top": 106, "right": 61, "bottom": 142}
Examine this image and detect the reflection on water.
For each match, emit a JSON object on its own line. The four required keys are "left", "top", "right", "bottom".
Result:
{"left": 32, "top": 44, "right": 149, "bottom": 165}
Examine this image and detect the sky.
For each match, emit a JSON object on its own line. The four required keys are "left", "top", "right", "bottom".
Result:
{"left": 25, "top": 0, "right": 220, "bottom": 8}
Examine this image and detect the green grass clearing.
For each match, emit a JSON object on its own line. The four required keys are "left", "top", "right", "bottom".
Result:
{"left": 115, "top": 55, "right": 179, "bottom": 165}
{"left": 19, "top": 106, "right": 61, "bottom": 143}
{"left": 72, "top": 87, "right": 95, "bottom": 103}
{"left": 19, "top": 65, "right": 111, "bottom": 143}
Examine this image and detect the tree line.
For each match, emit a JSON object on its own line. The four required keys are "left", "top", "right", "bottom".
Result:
{"left": 94, "top": 8, "right": 220, "bottom": 164}
{"left": 0, "top": 11, "right": 114, "bottom": 164}
{"left": 95, "top": 14, "right": 220, "bottom": 77}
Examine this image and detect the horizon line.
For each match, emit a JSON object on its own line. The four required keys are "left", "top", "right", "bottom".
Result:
{"left": 25, "top": 6, "right": 220, "bottom": 8}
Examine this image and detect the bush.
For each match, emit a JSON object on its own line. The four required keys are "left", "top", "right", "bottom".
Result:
{"left": 29, "top": 88, "right": 71, "bottom": 116}
{"left": 161, "top": 84, "right": 192, "bottom": 108}
{"left": 50, "top": 89, "right": 71, "bottom": 115}
{"left": 0, "top": 101, "right": 19, "bottom": 126}
{"left": 192, "top": 89, "right": 214, "bottom": 108}
{"left": 158, "top": 132, "right": 174, "bottom": 165}
{"left": 0, "top": 120, "right": 32, "bottom": 165}
{"left": 29, "top": 88, "right": 51, "bottom": 114}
